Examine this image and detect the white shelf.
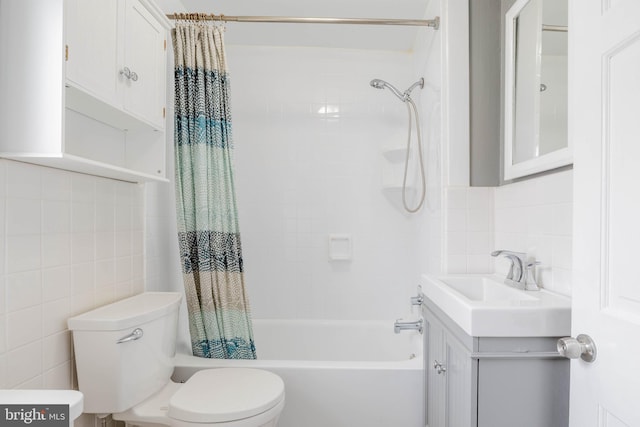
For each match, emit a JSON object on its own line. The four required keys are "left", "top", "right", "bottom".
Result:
{"left": 382, "top": 146, "right": 411, "bottom": 163}
{"left": 382, "top": 183, "right": 416, "bottom": 193}
{"left": 66, "top": 84, "right": 160, "bottom": 132}
{"left": 0, "top": 153, "right": 169, "bottom": 183}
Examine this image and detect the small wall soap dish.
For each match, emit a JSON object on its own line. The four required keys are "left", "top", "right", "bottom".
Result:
{"left": 328, "top": 234, "right": 352, "bottom": 261}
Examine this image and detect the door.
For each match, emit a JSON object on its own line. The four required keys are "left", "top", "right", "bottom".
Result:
{"left": 570, "top": 0, "right": 640, "bottom": 426}
{"left": 123, "top": 0, "right": 166, "bottom": 129}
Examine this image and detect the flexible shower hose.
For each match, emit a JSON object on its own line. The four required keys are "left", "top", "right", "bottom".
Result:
{"left": 402, "top": 97, "right": 427, "bottom": 213}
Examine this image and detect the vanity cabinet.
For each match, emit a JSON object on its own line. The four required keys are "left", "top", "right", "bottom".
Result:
{"left": 422, "top": 297, "right": 569, "bottom": 427}
{"left": 0, "top": 0, "right": 171, "bottom": 183}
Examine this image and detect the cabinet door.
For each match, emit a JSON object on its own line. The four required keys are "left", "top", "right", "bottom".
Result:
{"left": 122, "top": 0, "right": 166, "bottom": 129}
{"left": 65, "top": 0, "right": 120, "bottom": 106}
{"left": 425, "top": 312, "right": 446, "bottom": 427}
{"left": 443, "top": 331, "right": 475, "bottom": 427}
{"left": 425, "top": 307, "right": 476, "bottom": 427}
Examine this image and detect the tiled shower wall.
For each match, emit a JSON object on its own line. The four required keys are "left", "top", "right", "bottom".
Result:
{"left": 226, "top": 46, "right": 426, "bottom": 320}
{"left": 0, "top": 159, "right": 145, "bottom": 390}
{"left": 151, "top": 1, "right": 447, "bottom": 331}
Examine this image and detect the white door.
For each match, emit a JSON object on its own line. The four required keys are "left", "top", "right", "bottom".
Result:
{"left": 570, "top": 0, "right": 640, "bottom": 425}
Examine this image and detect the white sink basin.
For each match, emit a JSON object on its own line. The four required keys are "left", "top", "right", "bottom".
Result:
{"left": 421, "top": 274, "right": 571, "bottom": 337}
{"left": 439, "top": 276, "right": 538, "bottom": 302}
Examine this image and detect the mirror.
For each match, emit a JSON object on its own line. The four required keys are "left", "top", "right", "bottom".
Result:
{"left": 504, "top": 0, "right": 570, "bottom": 180}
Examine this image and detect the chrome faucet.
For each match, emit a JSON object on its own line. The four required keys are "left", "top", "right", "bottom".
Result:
{"left": 394, "top": 318, "right": 423, "bottom": 334}
{"left": 491, "top": 250, "right": 541, "bottom": 291}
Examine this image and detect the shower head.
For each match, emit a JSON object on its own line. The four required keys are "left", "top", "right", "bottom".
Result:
{"left": 369, "top": 79, "right": 406, "bottom": 101}
{"left": 369, "top": 78, "right": 425, "bottom": 102}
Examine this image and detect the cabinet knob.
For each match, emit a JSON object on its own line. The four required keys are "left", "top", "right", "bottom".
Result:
{"left": 433, "top": 360, "right": 447, "bottom": 375}
{"left": 120, "top": 67, "right": 138, "bottom": 82}
{"left": 120, "top": 66, "right": 132, "bottom": 79}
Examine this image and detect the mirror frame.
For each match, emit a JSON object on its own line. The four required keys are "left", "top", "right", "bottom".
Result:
{"left": 504, "top": 0, "right": 572, "bottom": 180}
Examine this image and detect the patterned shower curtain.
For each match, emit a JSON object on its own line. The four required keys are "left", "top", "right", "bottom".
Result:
{"left": 172, "top": 22, "right": 256, "bottom": 359}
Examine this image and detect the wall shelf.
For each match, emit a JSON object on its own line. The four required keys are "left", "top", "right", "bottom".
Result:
{"left": 1, "top": 153, "right": 169, "bottom": 183}
{"left": 382, "top": 146, "right": 411, "bottom": 163}
{"left": 66, "top": 85, "right": 160, "bottom": 132}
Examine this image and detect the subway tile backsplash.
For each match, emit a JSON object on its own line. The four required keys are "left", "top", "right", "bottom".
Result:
{"left": 445, "top": 187, "right": 494, "bottom": 274}
{"left": 445, "top": 170, "right": 573, "bottom": 296}
{"left": 0, "top": 159, "right": 145, "bottom": 389}
{"left": 494, "top": 171, "right": 573, "bottom": 296}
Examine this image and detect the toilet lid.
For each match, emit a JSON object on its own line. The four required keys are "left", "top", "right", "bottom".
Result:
{"left": 168, "top": 368, "right": 285, "bottom": 423}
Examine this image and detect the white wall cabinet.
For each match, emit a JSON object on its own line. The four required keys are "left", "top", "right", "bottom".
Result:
{"left": 0, "top": 0, "right": 171, "bottom": 183}
{"left": 66, "top": 0, "right": 167, "bottom": 131}
{"left": 422, "top": 298, "right": 569, "bottom": 427}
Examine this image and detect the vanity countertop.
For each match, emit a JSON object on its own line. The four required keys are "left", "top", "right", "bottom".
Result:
{"left": 420, "top": 274, "right": 571, "bottom": 337}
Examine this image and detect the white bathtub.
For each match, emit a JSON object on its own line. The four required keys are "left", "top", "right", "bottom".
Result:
{"left": 173, "top": 319, "right": 424, "bottom": 427}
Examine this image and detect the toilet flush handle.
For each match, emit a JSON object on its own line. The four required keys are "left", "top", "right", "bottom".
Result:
{"left": 116, "top": 328, "right": 144, "bottom": 344}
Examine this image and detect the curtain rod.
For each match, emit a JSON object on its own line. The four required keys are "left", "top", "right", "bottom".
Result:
{"left": 167, "top": 13, "right": 440, "bottom": 29}
{"left": 542, "top": 24, "right": 568, "bottom": 33}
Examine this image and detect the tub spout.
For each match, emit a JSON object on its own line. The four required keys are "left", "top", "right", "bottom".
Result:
{"left": 394, "top": 318, "right": 423, "bottom": 334}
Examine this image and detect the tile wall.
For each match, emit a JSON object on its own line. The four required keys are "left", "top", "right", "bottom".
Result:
{"left": 0, "top": 159, "right": 145, "bottom": 393}
{"left": 412, "top": 0, "right": 445, "bottom": 278}
{"left": 208, "top": 46, "right": 429, "bottom": 321}
{"left": 443, "top": 170, "right": 573, "bottom": 296}
{"left": 445, "top": 186, "right": 494, "bottom": 273}
{"left": 444, "top": 171, "right": 573, "bottom": 295}
{"left": 494, "top": 170, "right": 573, "bottom": 295}
{"left": 151, "top": 0, "right": 448, "bottom": 326}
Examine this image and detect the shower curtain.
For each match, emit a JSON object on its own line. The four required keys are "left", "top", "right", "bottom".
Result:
{"left": 172, "top": 22, "right": 256, "bottom": 359}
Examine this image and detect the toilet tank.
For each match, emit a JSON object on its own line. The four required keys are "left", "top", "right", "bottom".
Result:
{"left": 68, "top": 292, "right": 182, "bottom": 414}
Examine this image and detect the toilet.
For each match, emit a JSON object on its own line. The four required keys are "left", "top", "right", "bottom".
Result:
{"left": 67, "top": 292, "right": 284, "bottom": 427}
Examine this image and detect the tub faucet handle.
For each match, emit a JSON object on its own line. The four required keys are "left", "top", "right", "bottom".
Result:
{"left": 410, "top": 294, "right": 424, "bottom": 306}
{"left": 411, "top": 285, "right": 424, "bottom": 306}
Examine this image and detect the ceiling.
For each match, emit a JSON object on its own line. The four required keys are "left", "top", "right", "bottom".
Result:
{"left": 155, "top": 0, "right": 431, "bottom": 51}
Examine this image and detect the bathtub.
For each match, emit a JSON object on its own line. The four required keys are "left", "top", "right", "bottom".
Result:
{"left": 173, "top": 319, "right": 424, "bottom": 427}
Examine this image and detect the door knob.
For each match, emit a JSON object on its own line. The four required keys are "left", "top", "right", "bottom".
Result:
{"left": 557, "top": 334, "right": 597, "bottom": 363}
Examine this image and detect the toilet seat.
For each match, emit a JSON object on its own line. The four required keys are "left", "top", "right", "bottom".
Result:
{"left": 169, "top": 368, "right": 285, "bottom": 424}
